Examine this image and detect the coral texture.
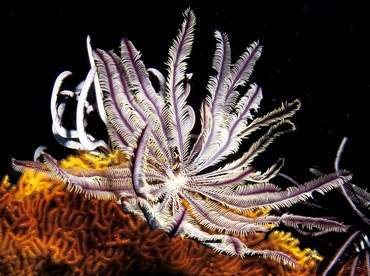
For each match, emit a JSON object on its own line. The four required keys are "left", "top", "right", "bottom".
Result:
{"left": 1, "top": 152, "right": 321, "bottom": 275}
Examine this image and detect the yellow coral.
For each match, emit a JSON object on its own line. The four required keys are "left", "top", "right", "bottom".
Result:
{"left": 0, "top": 152, "right": 323, "bottom": 275}
{"left": 60, "top": 150, "right": 127, "bottom": 170}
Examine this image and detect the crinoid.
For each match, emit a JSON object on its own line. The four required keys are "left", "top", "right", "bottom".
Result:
{"left": 12, "top": 8, "right": 351, "bottom": 268}
{"left": 310, "top": 137, "right": 370, "bottom": 275}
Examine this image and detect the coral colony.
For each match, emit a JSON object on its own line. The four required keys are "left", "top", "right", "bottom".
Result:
{"left": 1, "top": 8, "right": 358, "bottom": 274}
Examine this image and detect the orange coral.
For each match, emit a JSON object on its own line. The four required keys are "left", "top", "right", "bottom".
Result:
{"left": 0, "top": 152, "right": 322, "bottom": 275}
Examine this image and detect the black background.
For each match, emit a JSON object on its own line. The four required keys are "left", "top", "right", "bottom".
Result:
{"left": 2, "top": 1, "right": 369, "bottom": 189}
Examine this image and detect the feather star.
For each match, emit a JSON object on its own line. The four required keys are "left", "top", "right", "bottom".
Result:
{"left": 306, "top": 137, "right": 370, "bottom": 275}
{"left": 12, "top": 8, "right": 352, "bottom": 268}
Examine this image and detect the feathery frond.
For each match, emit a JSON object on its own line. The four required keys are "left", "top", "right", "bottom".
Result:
{"left": 12, "top": 9, "right": 350, "bottom": 268}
